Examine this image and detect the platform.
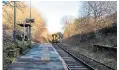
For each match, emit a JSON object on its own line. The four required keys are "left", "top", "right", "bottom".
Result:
{"left": 8, "top": 43, "right": 68, "bottom": 70}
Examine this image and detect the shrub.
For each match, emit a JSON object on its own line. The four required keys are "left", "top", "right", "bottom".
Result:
{"left": 15, "top": 40, "right": 30, "bottom": 54}
{"left": 87, "top": 32, "right": 96, "bottom": 39}
{"left": 3, "top": 39, "right": 31, "bottom": 70}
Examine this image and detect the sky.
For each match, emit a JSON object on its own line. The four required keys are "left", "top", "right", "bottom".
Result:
{"left": 25, "top": 1, "right": 81, "bottom": 33}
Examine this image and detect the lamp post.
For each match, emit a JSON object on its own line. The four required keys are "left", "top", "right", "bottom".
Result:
{"left": 29, "top": 1, "right": 31, "bottom": 47}
{"left": 13, "top": 1, "right": 16, "bottom": 41}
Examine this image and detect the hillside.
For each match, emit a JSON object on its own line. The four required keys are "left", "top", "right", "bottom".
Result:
{"left": 62, "top": 5, "right": 117, "bottom": 68}
{"left": 62, "top": 20, "right": 117, "bottom": 69}
{"left": 63, "top": 12, "right": 117, "bottom": 38}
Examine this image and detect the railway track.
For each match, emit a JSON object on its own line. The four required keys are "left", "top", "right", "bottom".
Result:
{"left": 53, "top": 43, "right": 94, "bottom": 70}
{"left": 55, "top": 43, "right": 115, "bottom": 70}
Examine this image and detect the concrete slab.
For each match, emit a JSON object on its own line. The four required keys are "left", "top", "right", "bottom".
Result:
{"left": 8, "top": 43, "right": 68, "bottom": 70}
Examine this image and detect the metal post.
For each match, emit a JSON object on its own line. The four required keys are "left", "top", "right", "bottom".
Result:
{"left": 13, "top": 1, "right": 16, "bottom": 41}
{"left": 30, "top": 1, "right": 31, "bottom": 18}
{"left": 23, "top": 21, "right": 26, "bottom": 42}
{"left": 29, "top": 1, "right": 31, "bottom": 47}
{"left": 28, "top": 26, "right": 29, "bottom": 39}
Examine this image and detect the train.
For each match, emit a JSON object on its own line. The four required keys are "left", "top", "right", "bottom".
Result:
{"left": 52, "top": 34, "right": 59, "bottom": 43}
{"left": 51, "top": 32, "right": 63, "bottom": 43}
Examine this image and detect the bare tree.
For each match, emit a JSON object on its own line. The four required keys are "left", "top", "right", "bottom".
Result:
{"left": 77, "top": 1, "right": 117, "bottom": 43}
{"left": 81, "top": 1, "right": 117, "bottom": 34}
{"left": 61, "top": 16, "right": 75, "bottom": 36}
{"left": 3, "top": 2, "right": 27, "bottom": 24}
{"left": 83, "top": 1, "right": 117, "bottom": 20}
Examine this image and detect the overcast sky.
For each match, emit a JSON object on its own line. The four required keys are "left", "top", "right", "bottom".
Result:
{"left": 25, "top": 1, "right": 81, "bottom": 33}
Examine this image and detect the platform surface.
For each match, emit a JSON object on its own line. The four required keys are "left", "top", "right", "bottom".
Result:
{"left": 8, "top": 43, "right": 67, "bottom": 70}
